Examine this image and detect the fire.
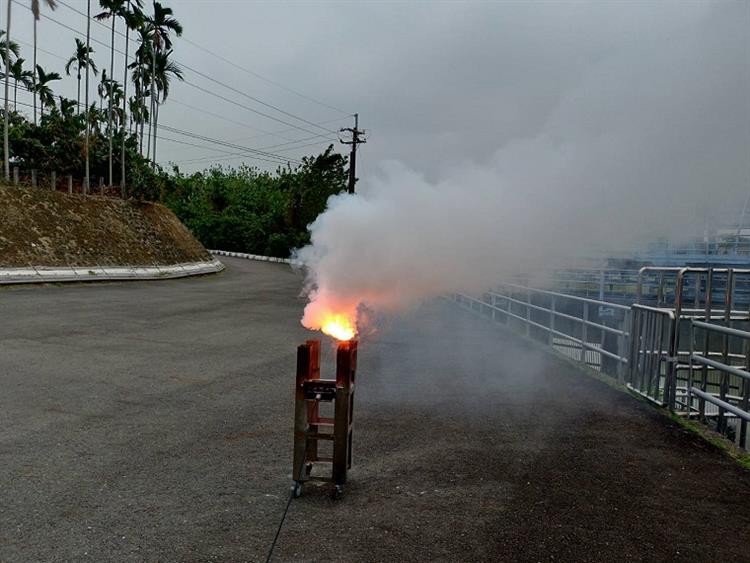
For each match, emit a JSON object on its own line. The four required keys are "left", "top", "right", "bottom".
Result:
{"left": 301, "top": 289, "right": 358, "bottom": 341}
{"left": 320, "top": 314, "right": 356, "bottom": 341}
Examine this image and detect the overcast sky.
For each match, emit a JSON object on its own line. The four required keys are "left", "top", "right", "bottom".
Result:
{"left": 7, "top": 0, "right": 750, "bottom": 198}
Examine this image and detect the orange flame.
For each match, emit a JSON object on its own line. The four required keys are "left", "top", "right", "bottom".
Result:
{"left": 320, "top": 314, "right": 356, "bottom": 341}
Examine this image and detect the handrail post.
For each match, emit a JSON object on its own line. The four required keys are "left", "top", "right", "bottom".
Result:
{"left": 581, "top": 302, "right": 589, "bottom": 364}
{"left": 687, "top": 319, "right": 695, "bottom": 417}
{"left": 549, "top": 295, "right": 556, "bottom": 346}
{"left": 666, "top": 312, "right": 678, "bottom": 411}
{"left": 617, "top": 309, "right": 628, "bottom": 384}
{"left": 525, "top": 287, "right": 531, "bottom": 338}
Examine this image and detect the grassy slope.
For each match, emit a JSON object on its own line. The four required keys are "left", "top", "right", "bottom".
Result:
{"left": 0, "top": 186, "right": 211, "bottom": 268}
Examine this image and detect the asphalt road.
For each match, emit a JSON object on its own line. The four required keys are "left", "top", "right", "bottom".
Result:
{"left": 1, "top": 257, "right": 748, "bottom": 562}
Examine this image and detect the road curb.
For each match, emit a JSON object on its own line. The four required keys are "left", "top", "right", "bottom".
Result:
{"left": 209, "top": 249, "right": 300, "bottom": 266}
{"left": 0, "top": 259, "right": 225, "bottom": 285}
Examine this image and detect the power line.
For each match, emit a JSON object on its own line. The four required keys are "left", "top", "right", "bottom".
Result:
{"left": 34, "top": 3, "right": 335, "bottom": 141}
{"left": 173, "top": 138, "right": 338, "bottom": 166}
{"left": 159, "top": 124, "right": 303, "bottom": 165}
{"left": 179, "top": 36, "right": 351, "bottom": 117}
{"left": 180, "top": 78, "right": 333, "bottom": 139}
{"left": 177, "top": 61, "right": 338, "bottom": 135}
{"left": 227, "top": 116, "right": 350, "bottom": 143}
{"left": 17, "top": 1, "right": 343, "bottom": 168}
{"left": 12, "top": 1, "right": 120, "bottom": 56}
{"left": 55, "top": 0, "right": 342, "bottom": 136}
{"left": 15, "top": 38, "right": 68, "bottom": 62}
{"left": 6, "top": 80, "right": 303, "bottom": 167}
{"left": 158, "top": 134, "right": 294, "bottom": 166}
{"left": 168, "top": 98, "right": 281, "bottom": 139}
{"left": 57, "top": 0, "right": 350, "bottom": 117}
{"left": 7, "top": 62, "right": 320, "bottom": 167}
{"left": 259, "top": 132, "right": 339, "bottom": 151}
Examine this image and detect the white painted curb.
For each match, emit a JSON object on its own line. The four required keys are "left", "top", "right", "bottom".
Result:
{"left": 0, "top": 259, "right": 225, "bottom": 285}
{"left": 209, "top": 249, "right": 300, "bottom": 267}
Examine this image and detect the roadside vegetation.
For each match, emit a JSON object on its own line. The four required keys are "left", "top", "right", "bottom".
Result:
{"left": 0, "top": 1, "right": 351, "bottom": 258}
{"left": 165, "top": 147, "right": 348, "bottom": 257}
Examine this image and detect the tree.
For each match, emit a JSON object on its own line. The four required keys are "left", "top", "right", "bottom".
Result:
{"left": 30, "top": 0, "right": 58, "bottom": 19}
{"left": 131, "top": 30, "right": 152, "bottom": 158}
{"left": 31, "top": 2, "right": 59, "bottom": 124}
{"left": 4, "top": 0, "right": 56, "bottom": 180}
{"left": 144, "top": 1, "right": 181, "bottom": 169}
{"left": 7, "top": 58, "right": 33, "bottom": 111}
{"left": 95, "top": 0, "right": 125, "bottom": 187}
{"left": 0, "top": 30, "right": 20, "bottom": 66}
{"left": 64, "top": 38, "right": 97, "bottom": 115}
{"left": 119, "top": 1, "right": 144, "bottom": 195}
{"left": 150, "top": 48, "right": 182, "bottom": 169}
{"left": 98, "top": 71, "right": 123, "bottom": 132}
{"left": 33, "top": 65, "right": 61, "bottom": 118}
{"left": 127, "top": 93, "right": 148, "bottom": 140}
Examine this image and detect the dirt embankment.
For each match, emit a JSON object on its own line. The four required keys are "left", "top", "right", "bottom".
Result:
{"left": 0, "top": 186, "right": 211, "bottom": 267}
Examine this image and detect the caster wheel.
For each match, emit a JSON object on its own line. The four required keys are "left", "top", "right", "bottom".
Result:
{"left": 332, "top": 485, "right": 344, "bottom": 500}
{"left": 291, "top": 481, "right": 303, "bottom": 498}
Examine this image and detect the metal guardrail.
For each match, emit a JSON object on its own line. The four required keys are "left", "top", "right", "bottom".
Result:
{"left": 627, "top": 305, "right": 677, "bottom": 408}
{"left": 453, "top": 282, "right": 631, "bottom": 380}
{"left": 688, "top": 319, "right": 750, "bottom": 449}
{"left": 454, "top": 268, "right": 750, "bottom": 451}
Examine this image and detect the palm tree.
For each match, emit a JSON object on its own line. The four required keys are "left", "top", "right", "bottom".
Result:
{"left": 84, "top": 0, "right": 92, "bottom": 193}
{"left": 8, "top": 58, "right": 33, "bottom": 111}
{"left": 0, "top": 41, "right": 28, "bottom": 113}
{"left": 150, "top": 48, "right": 182, "bottom": 167}
{"left": 130, "top": 31, "right": 151, "bottom": 157}
{"left": 98, "top": 71, "right": 123, "bottom": 133}
{"left": 144, "top": 1, "right": 181, "bottom": 169}
{"left": 58, "top": 96, "right": 77, "bottom": 118}
{"left": 4, "top": 0, "right": 56, "bottom": 180}
{"left": 97, "top": 68, "right": 109, "bottom": 112}
{"left": 127, "top": 90, "right": 148, "bottom": 147}
{"left": 34, "top": 65, "right": 60, "bottom": 118}
{"left": 31, "top": 0, "right": 58, "bottom": 19}
{"left": 95, "top": 0, "right": 125, "bottom": 187}
{"left": 0, "top": 31, "right": 20, "bottom": 65}
{"left": 119, "top": 1, "right": 144, "bottom": 195}
{"left": 134, "top": 39, "right": 153, "bottom": 160}
{"left": 64, "top": 38, "right": 97, "bottom": 114}
{"left": 127, "top": 95, "right": 141, "bottom": 134}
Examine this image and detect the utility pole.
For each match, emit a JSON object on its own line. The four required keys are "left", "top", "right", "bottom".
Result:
{"left": 84, "top": 0, "right": 91, "bottom": 194}
{"left": 340, "top": 113, "right": 365, "bottom": 194}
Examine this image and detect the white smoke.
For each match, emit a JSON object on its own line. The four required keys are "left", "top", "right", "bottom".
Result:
{"left": 295, "top": 2, "right": 749, "bottom": 333}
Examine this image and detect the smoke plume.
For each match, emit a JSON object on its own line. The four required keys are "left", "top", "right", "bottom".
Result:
{"left": 296, "top": 2, "right": 749, "bottom": 335}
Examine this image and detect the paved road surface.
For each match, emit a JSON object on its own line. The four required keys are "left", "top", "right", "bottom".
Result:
{"left": 1, "top": 257, "right": 748, "bottom": 562}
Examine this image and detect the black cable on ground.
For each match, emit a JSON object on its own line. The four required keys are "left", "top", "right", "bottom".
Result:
{"left": 265, "top": 444, "right": 309, "bottom": 563}
{"left": 265, "top": 486, "right": 296, "bottom": 563}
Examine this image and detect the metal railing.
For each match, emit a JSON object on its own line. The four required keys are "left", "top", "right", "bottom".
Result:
{"left": 688, "top": 319, "right": 750, "bottom": 449}
{"left": 453, "top": 282, "right": 631, "bottom": 381}
{"left": 454, "top": 266, "right": 750, "bottom": 451}
{"left": 627, "top": 305, "right": 677, "bottom": 407}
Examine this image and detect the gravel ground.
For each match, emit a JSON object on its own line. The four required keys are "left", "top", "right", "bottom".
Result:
{"left": 1, "top": 257, "right": 748, "bottom": 562}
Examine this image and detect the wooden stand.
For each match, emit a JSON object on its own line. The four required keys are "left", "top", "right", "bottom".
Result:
{"left": 293, "top": 339, "right": 357, "bottom": 499}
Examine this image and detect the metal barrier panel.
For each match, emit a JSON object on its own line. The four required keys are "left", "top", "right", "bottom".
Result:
{"left": 687, "top": 320, "right": 750, "bottom": 450}
{"left": 627, "top": 305, "right": 677, "bottom": 407}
